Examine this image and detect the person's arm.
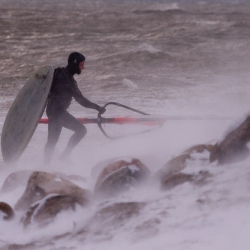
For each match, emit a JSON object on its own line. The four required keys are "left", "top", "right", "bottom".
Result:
{"left": 72, "top": 81, "right": 105, "bottom": 113}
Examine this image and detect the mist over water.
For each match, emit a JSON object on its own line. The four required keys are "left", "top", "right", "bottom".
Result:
{"left": 1, "top": 0, "right": 250, "bottom": 249}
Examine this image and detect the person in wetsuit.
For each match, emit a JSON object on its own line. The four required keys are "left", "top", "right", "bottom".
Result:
{"left": 44, "top": 52, "right": 105, "bottom": 163}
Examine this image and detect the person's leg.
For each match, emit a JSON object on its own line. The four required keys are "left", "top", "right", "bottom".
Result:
{"left": 60, "top": 111, "right": 87, "bottom": 158}
{"left": 44, "top": 118, "right": 62, "bottom": 164}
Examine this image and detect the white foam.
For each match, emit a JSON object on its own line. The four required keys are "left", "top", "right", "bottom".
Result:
{"left": 122, "top": 78, "right": 138, "bottom": 89}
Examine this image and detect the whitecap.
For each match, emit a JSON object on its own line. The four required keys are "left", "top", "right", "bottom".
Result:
{"left": 136, "top": 43, "right": 160, "bottom": 53}
{"left": 122, "top": 78, "right": 138, "bottom": 89}
{"left": 144, "top": 3, "right": 180, "bottom": 12}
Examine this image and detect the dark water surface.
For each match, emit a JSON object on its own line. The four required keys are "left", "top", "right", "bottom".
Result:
{"left": 1, "top": 0, "right": 250, "bottom": 109}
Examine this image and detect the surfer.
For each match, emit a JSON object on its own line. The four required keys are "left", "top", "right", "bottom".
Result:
{"left": 44, "top": 52, "right": 106, "bottom": 163}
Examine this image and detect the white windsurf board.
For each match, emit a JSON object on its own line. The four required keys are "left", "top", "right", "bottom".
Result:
{"left": 1, "top": 65, "right": 54, "bottom": 163}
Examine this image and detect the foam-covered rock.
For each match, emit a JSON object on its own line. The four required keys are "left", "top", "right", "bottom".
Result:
{"left": 157, "top": 144, "right": 214, "bottom": 189}
{"left": 77, "top": 201, "right": 146, "bottom": 238}
{"left": 15, "top": 171, "right": 91, "bottom": 212}
{"left": 161, "top": 171, "right": 212, "bottom": 190}
{"left": 22, "top": 194, "right": 84, "bottom": 227}
{"left": 94, "top": 158, "right": 151, "bottom": 198}
{"left": 210, "top": 116, "right": 250, "bottom": 165}
{"left": 157, "top": 144, "right": 213, "bottom": 176}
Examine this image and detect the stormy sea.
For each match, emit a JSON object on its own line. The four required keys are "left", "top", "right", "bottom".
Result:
{"left": 1, "top": 0, "right": 250, "bottom": 249}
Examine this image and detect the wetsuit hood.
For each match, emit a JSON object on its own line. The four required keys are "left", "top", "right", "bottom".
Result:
{"left": 67, "top": 52, "right": 85, "bottom": 75}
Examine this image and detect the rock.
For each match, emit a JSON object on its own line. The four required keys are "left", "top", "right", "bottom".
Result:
{"left": 1, "top": 170, "right": 33, "bottom": 193}
{"left": 52, "top": 172, "right": 86, "bottom": 183}
{"left": 210, "top": 116, "right": 250, "bottom": 165}
{"left": 79, "top": 201, "right": 146, "bottom": 238}
{"left": 156, "top": 144, "right": 213, "bottom": 180}
{"left": 22, "top": 194, "right": 84, "bottom": 227}
{"left": 159, "top": 154, "right": 191, "bottom": 178}
{"left": 161, "top": 172, "right": 193, "bottom": 189}
{"left": 94, "top": 158, "right": 151, "bottom": 198}
{"left": 161, "top": 171, "right": 212, "bottom": 190}
{"left": 155, "top": 144, "right": 214, "bottom": 190}
{"left": 0, "top": 202, "right": 14, "bottom": 220}
{"left": 135, "top": 217, "right": 161, "bottom": 240}
{"left": 60, "top": 201, "right": 147, "bottom": 242}
{"left": 15, "top": 171, "right": 92, "bottom": 212}
{"left": 183, "top": 144, "right": 215, "bottom": 155}
{"left": 0, "top": 170, "right": 86, "bottom": 195}
{"left": 95, "top": 202, "right": 145, "bottom": 225}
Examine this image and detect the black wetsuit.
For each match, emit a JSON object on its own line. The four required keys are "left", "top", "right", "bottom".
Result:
{"left": 44, "top": 66, "right": 100, "bottom": 162}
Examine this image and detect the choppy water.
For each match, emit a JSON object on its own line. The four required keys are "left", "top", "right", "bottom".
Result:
{"left": 1, "top": 0, "right": 250, "bottom": 249}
